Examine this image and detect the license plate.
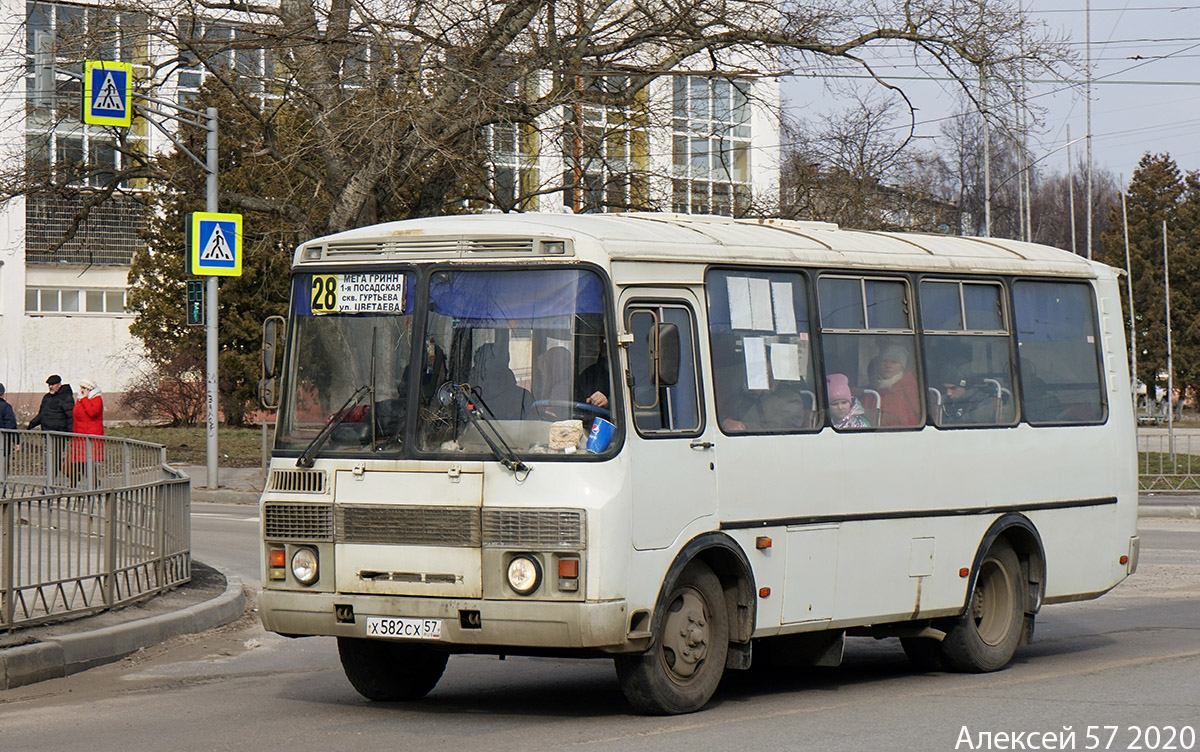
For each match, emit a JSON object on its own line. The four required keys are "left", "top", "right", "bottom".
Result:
{"left": 365, "top": 616, "right": 442, "bottom": 639}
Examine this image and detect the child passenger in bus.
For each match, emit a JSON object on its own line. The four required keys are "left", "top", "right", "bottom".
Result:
{"left": 827, "top": 373, "right": 871, "bottom": 429}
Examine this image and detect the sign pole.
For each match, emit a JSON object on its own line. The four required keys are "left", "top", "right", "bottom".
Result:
{"left": 205, "top": 107, "right": 219, "bottom": 489}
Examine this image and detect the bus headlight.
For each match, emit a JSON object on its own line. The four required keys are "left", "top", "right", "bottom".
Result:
{"left": 506, "top": 555, "right": 541, "bottom": 595}
{"left": 291, "top": 547, "right": 319, "bottom": 585}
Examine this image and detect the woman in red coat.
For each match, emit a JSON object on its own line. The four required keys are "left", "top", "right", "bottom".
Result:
{"left": 69, "top": 379, "right": 104, "bottom": 486}
{"left": 871, "top": 345, "right": 922, "bottom": 427}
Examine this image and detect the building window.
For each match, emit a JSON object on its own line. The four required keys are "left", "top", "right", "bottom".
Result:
{"left": 175, "top": 18, "right": 281, "bottom": 106}
{"left": 26, "top": 287, "right": 127, "bottom": 315}
{"left": 25, "top": 1, "right": 149, "bottom": 190}
{"left": 561, "top": 75, "right": 650, "bottom": 213}
{"left": 671, "top": 76, "right": 752, "bottom": 216}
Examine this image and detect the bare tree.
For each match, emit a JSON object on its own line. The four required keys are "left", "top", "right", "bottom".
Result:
{"left": 2, "top": 0, "right": 1075, "bottom": 245}
{"left": 781, "top": 92, "right": 958, "bottom": 231}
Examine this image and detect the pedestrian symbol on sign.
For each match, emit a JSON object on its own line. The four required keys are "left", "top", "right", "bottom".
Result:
{"left": 200, "top": 224, "right": 234, "bottom": 262}
{"left": 94, "top": 72, "right": 125, "bottom": 114}
{"left": 190, "top": 212, "right": 243, "bottom": 277}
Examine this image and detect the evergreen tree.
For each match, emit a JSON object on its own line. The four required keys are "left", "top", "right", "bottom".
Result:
{"left": 1101, "top": 153, "right": 1200, "bottom": 406}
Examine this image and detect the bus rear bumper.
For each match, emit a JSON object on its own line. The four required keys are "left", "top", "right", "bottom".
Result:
{"left": 259, "top": 589, "right": 630, "bottom": 651}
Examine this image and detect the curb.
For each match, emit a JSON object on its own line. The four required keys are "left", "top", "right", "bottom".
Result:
{"left": 0, "top": 567, "right": 246, "bottom": 690}
{"left": 190, "top": 488, "right": 262, "bottom": 505}
{"left": 1140, "top": 505, "right": 1200, "bottom": 519}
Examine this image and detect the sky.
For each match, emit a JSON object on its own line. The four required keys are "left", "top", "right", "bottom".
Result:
{"left": 782, "top": 1, "right": 1200, "bottom": 185}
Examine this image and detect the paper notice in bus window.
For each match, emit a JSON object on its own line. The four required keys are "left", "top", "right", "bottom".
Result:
{"left": 337, "top": 273, "right": 406, "bottom": 313}
{"left": 770, "top": 342, "right": 802, "bottom": 381}
{"left": 727, "top": 276, "right": 752, "bottom": 329}
{"left": 743, "top": 337, "right": 769, "bottom": 390}
{"left": 771, "top": 282, "right": 797, "bottom": 334}
{"left": 749, "top": 278, "right": 774, "bottom": 331}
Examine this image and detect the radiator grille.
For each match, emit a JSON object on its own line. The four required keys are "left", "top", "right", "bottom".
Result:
{"left": 264, "top": 503, "right": 334, "bottom": 541}
{"left": 268, "top": 469, "right": 327, "bottom": 494}
{"left": 337, "top": 505, "right": 481, "bottom": 546}
{"left": 482, "top": 508, "right": 585, "bottom": 549}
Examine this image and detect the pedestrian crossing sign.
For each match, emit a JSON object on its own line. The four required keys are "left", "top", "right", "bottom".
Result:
{"left": 190, "top": 212, "right": 243, "bottom": 277}
{"left": 83, "top": 60, "right": 132, "bottom": 127}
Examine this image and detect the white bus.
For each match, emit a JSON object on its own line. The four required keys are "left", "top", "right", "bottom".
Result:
{"left": 258, "top": 213, "right": 1139, "bottom": 714}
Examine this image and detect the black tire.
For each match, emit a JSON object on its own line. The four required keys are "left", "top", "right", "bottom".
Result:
{"left": 900, "top": 636, "right": 947, "bottom": 672}
{"left": 941, "top": 539, "right": 1024, "bottom": 673}
{"left": 614, "top": 562, "right": 729, "bottom": 715}
{"left": 337, "top": 637, "right": 448, "bottom": 701}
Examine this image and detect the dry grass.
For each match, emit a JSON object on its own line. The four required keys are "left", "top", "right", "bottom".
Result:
{"left": 106, "top": 425, "right": 268, "bottom": 467}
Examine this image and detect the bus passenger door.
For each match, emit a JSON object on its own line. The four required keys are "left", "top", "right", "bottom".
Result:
{"left": 622, "top": 294, "right": 716, "bottom": 551}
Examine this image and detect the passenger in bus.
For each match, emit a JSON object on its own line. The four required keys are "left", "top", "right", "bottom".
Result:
{"left": 870, "top": 345, "right": 921, "bottom": 427}
{"left": 712, "top": 339, "right": 810, "bottom": 432}
{"left": 827, "top": 373, "right": 870, "bottom": 429}
{"left": 533, "top": 346, "right": 574, "bottom": 419}
{"left": 471, "top": 343, "right": 533, "bottom": 419}
{"left": 574, "top": 344, "right": 610, "bottom": 410}
{"left": 938, "top": 366, "right": 995, "bottom": 425}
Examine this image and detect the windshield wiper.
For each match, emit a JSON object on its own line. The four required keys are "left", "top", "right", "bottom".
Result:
{"left": 297, "top": 384, "right": 371, "bottom": 468}
{"left": 442, "top": 383, "right": 530, "bottom": 476}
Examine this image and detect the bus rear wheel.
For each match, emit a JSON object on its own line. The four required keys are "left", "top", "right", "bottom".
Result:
{"left": 940, "top": 539, "right": 1024, "bottom": 673}
{"left": 337, "top": 637, "right": 448, "bottom": 701}
{"left": 615, "top": 561, "right": 729, "bottom": 715}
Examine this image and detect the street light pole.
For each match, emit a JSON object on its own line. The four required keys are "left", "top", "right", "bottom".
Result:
{"left": 205, "top": 107, "right": 219, "bottom": 489}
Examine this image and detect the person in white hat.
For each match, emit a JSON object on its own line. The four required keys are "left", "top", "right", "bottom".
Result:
{"left": 69, "top": 379, "right": 104, "bottom": 486}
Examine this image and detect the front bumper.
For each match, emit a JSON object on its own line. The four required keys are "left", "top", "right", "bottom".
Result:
{"left": 260, "top": 589, "right": 630, "bottom": 651}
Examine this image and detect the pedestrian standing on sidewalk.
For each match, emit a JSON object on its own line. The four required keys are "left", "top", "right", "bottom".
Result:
{"left": 69, "top": 379, "right": 104, "bottom": 487}
{"left": 29, "top": 374, "right": 74, "bottom": 483}
{"left": 28, "top": 374, "right": 74, "bottom": 432}
{"left": 0, "top": 383, "right": 20, "bottom": 481}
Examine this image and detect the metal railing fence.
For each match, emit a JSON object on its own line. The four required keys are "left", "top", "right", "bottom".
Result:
{"left": 1, "top": 429, "right": 190, "bottom": 630}
{"left": 1138, "top": 430, "right": 1200, "bottom": 491}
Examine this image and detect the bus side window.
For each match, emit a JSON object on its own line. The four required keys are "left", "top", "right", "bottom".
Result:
{"left": 1013, "top": 280, "right": 1107, "bottom": 425}
{"left": 704, "top": 268, "right": 821, "bottom": 434}
{"left": 819, "top": 275, "right": 922, "bottom": 429}
{"left": 626, "top": 303, "right": 702, "bottom": 435}
{"left": 919, "top": 279, "right": 1018, "bottom": 428}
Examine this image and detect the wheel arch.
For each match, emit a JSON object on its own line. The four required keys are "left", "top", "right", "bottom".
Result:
{"left": 966, "top": 514, "right": 1046, "bottom": 644}
{"left": 654, "top": 532, "right": 757, "bottom": 650}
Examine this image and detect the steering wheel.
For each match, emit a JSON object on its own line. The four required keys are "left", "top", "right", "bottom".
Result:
{"left": 531, "top": 399, "right": 611, "bottom": 421}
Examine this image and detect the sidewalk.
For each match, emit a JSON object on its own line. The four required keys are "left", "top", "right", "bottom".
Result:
{"left": 0, "top": 561, "right": 245, "bottom": 690}
{"left": 1139, "top": 492, "right": 1200, "bottom": 519}
{"left": 174, "top": 463, "right": 265, "bottom": 504}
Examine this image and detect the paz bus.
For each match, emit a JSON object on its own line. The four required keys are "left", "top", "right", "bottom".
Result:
{"left": 257, "top": 212, "right": 1138, "bottom": 714}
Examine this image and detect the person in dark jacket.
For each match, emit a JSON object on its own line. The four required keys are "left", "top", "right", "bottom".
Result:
{"left": 1, "top": 382, "right": 19, "bottom": 472}
{"left": 28, "top": 374, "right": 74, "bottom": 433}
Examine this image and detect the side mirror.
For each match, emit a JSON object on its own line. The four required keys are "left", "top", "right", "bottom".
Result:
{"left": 259, "top": 378, "right": 278, "bottom": 410}
{"left": 263, "top": 316, "right": 285, "bottom": 378}
{"left": 260, "top": 315, "right": 286, "bottom": 409}
{"left": 652, "top": 322, "right": 680, "bottom": 387}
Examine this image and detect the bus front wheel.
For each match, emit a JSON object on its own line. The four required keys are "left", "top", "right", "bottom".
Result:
{"left": 940, "top": 538, "right": 1024, "bottom": 672}
{"left": 337, "top": 637, "right": 448, "bottom": 701}
{"left": 615, "top": 561, "right": 729, "bottom": 714}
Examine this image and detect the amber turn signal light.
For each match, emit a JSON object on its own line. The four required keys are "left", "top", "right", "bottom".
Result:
{"left": 558, "top": 559, "right": 579, "bottom": 578}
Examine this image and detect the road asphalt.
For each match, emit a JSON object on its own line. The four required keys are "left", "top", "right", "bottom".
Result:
{"left": 0, "top": 464, "right": 1196, "bottom": 690}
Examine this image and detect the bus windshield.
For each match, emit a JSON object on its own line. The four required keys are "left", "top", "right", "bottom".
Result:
{"left": 274, "top": 266, "right": 614, "bottom": 459}
{"left": 416, "top": 267, "right": 612, "bottom": 457}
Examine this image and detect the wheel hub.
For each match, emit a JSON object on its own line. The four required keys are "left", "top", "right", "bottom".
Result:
{"left": 661, "top": 589, "right": 709, "bottom": 679}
